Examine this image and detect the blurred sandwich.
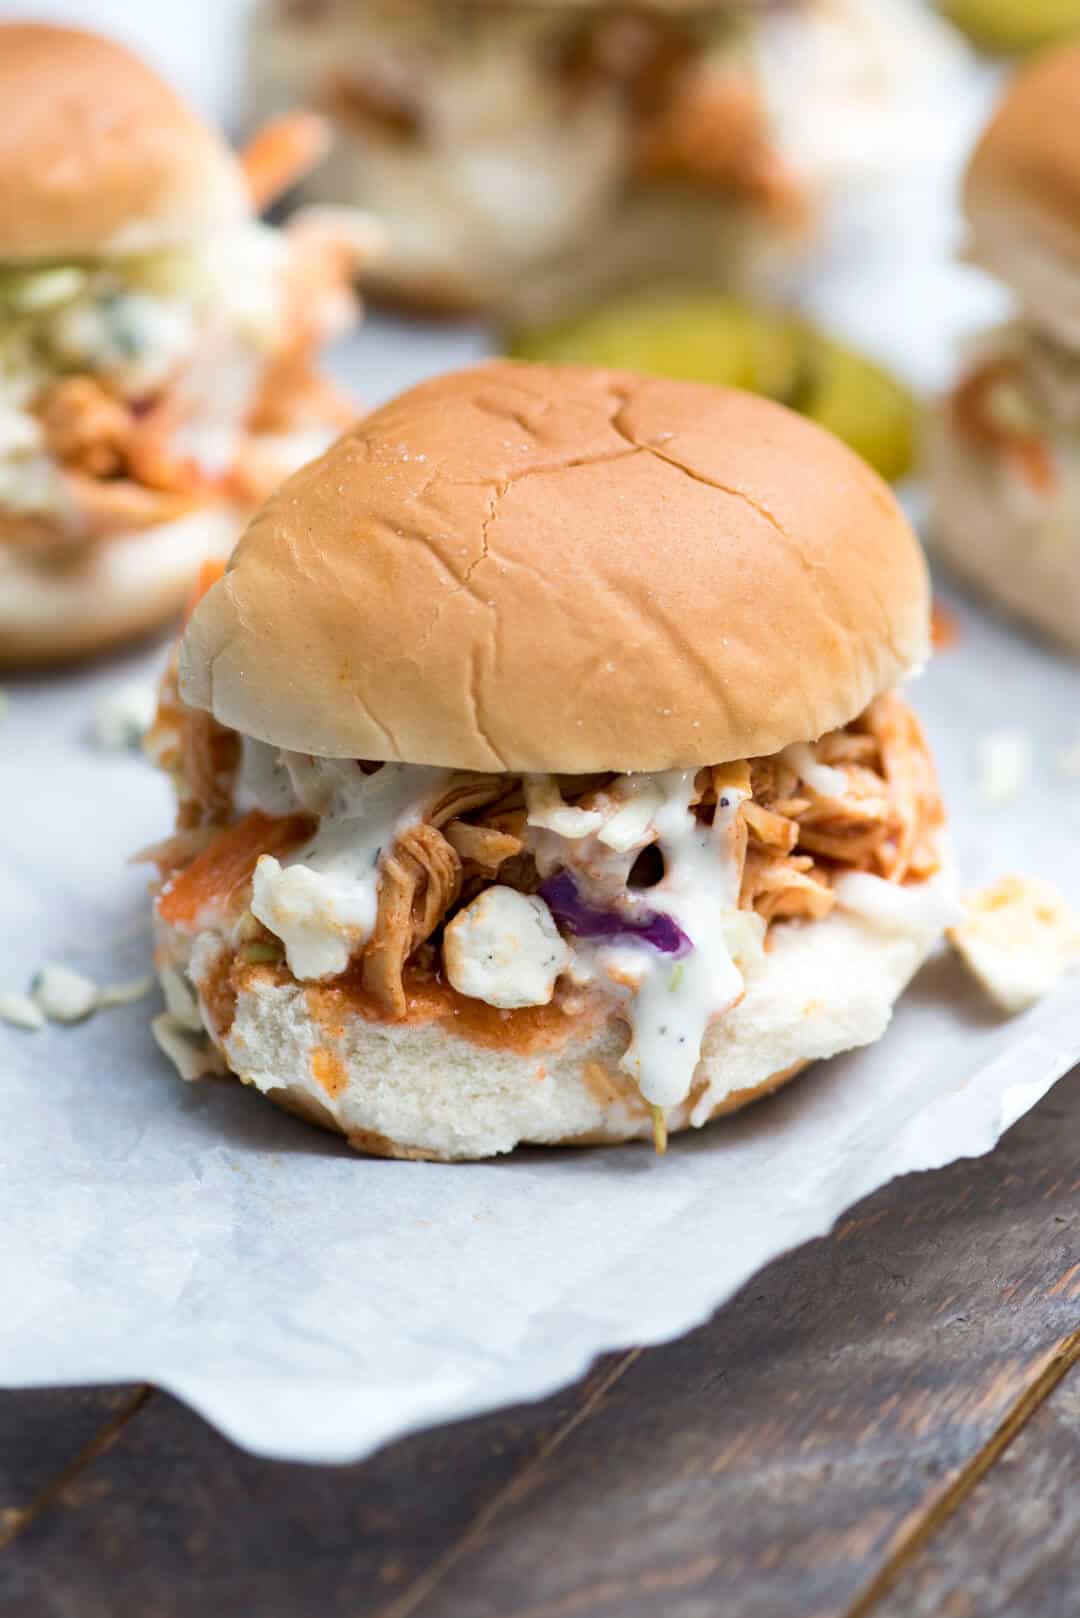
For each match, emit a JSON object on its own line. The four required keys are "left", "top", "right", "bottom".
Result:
{"left": 249, "top": 0, "right": 963, "bottom": 322}
{"left": 144, "top": 362, "right": 955, "bottom": 1161}
{"left": 928, "top": 44, "right": 1080, "bottom": 654}
{"left": 0, "top": 24, "right": 381, "bottom": 667}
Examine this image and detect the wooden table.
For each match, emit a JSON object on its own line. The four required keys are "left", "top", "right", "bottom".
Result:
{"left": 2, "top": 1064, "right": 1078, "bottom": 1618}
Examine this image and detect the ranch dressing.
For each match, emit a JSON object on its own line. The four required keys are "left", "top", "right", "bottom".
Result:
{"left": 251, "top": 762, "right": 449, "bottom": 980}
{"left": 618, "top": 771, "right": 749, "bottom": 1110}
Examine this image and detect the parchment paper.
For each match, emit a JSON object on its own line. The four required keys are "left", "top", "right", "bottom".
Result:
{"left": 2, "top": 567, "right": 1077, "bottom": 1463}
{"left": 3, "top": 51, "right": 1080, "bottom": 1462}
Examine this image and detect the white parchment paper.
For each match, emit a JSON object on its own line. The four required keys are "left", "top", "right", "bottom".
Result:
{"left": 2, "top": 46, "right": 1079, "bottom": 1460}
{"left": 2, "top": 575, "right": 1078, "bottom": 1464}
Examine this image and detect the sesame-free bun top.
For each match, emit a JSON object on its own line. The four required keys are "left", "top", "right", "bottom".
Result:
{"left": 0, "top": 25, "right": 251, "bottom": 263}
{"left": 965, "top": 44, "right": 1080, "bottom": 317}
{"left": 180, "top": 363, "right": 929, "bottom": 773}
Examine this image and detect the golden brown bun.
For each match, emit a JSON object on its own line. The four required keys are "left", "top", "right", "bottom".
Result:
{"left": 260, "top": 1062, "right": 809, "bottom": 1160}
{"left": 965, "top": 44, "right": 1080, "bottom": 312}
{"left": 0, "top": 506, "right": 241, "bottom": 670}
{"left": 180, "top": 362, "right": 930, "bottom": 772}
{"left": 0, "top": 24, "right": 250, "bottom": 263}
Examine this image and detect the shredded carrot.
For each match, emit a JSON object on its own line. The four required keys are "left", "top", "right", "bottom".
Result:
{"left": 183, "top": 558, "right": 226, "bottom": 626}
{"left": 930, "top": 600, "right": 960, "bottom": 651}
{"left": 240, "top": 112, "right": 333, "bottom": 212}
{"left": 157, "top": 810, "right": 312, "bottom": 930}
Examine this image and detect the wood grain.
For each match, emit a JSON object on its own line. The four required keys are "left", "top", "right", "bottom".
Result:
{"left": 872, "top": 1369, "right": 1080, "bottom": 1617}
{"left": 0, "top": 1357, "right": 634, "bottom": 1618}
{"left": 0, "top": 1066, "right": 1076, "bottom": 1618}
{"left": 0, "top": 1386, "right": 150, "bottom": 1548}
{"left": 409, "top": 1070, "right": 1080, "bottom": 1618}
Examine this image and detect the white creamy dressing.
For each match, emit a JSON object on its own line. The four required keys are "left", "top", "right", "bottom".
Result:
{"left": 0, "top": 224, "right": 289, "bottom": 516}
{"left": 165, "top": 322, "right": 267, "bottom": 479}
{"left": 595, "top": 779, "right": 668, "bottom": 854}
{"left": 834, "top": 869, "right": 962, "bottom": 935}
{"left": 240, "top": 753, "right": 760, "bottom": 1106}
{"left": 780, "top": 742, "right": 847, "bottom": 800}
{"left": 524, "top": 774, "right": 665, "bottom": 906}
{"left": 225, "top": 745, "right": 945, "bottom": 1118}
{"left": 611, "top": 771, "right": 752, "bottom": 1110}
{"left": 48, "top": 291, "right": 198, "bottom": 395}
{"left": 250, "top": 758, "right": 450, "bottom": 981}
{"left": 234, "top": 736, "right": 300, "bottom": 817}
{"left": 523, "top": 775, "right": 604, "bottom": 839}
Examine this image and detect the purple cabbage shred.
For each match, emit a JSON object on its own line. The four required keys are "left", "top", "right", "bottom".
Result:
{"left": 538, "top": 870, "right": 690, "bottom": 957}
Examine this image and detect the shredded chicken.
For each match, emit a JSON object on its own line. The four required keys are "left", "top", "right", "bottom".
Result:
{"left": 22, "top": 377, "right": 208, "bottom": 543}
{"left": 179, "top": 711, "right": 241, "bottom": 832}
{"left": 37, "top": 377, "right": 134, "bottom": 479}
{"left": 741, "top": 800, "right": 798, "bottom": 856}
{"left": 443, "top": 820, "right": 523, "bottom": 870}
{"left": 155, "top": 686, "right": 944, "bottom": 1019}
{"left": 862, "top": 694, "right": 944, "bottom": 882}
{"left": 147, "top": 658, "right": 240, "bottom": 830}
{"left": 360, "top": 823, "right": 461, "bottom": 1019}
{"left": 741, "top": 851, "right": 835, "bottom": 923}
{"left": 634, "top": 65, "right": 805, "bottom": 221}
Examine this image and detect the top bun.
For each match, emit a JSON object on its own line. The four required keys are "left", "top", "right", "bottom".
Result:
{"left": 965, "top": 44, "right": 1080, "bottom": 327}
{"left": 0, "top": 25, "right": 251, "bottom": 263}
{"left": 180, "top": 363, "right": 929, "bottom": 773}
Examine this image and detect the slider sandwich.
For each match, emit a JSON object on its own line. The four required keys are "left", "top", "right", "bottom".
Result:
{"left": 928, "top": 43, "right": 1080, "bottom": 654}
{"left": 0, "top": 24, "right": 380, "bottom": 667}
{"left": 146, "top": 363, "right": 955, "bottom": 1161}
{"left": 250, "top": 0, "right": 959, "bottom": 322}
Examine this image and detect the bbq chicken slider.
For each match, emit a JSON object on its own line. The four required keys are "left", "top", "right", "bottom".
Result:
{"left": 249, "top": 0, "right": 964, "bottom": 322}
{"left": 0, "top": 24, "right": 380, "bottom": 667}
{"left": 928, "top": 43, "right": 1080, "bottom": 653}
{"left": 147, "top": 363, "right": 955, "bottom": 1161}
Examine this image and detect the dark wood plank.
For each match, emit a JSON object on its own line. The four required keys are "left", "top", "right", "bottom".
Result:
{"left": 871, "top": 1367, "right": 1080, "bottom": 1618}
{"left": 409, "top": 1070, "right": 1080, "bottom": 1618}
{"left": 0, "top": 1386, "right": 151, "bottom": 1547}
{"left": 0, "top": 1067, "right": 1077, "bottom": 1618}
{"left": 0, "top": 1356, "right": 636, "bottom": 1618}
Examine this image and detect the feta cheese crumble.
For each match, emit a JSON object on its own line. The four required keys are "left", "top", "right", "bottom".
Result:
{"left": 444, "top": 886, "right": 571, "bottom": 1009}
{"left": 0, "top": 990, "right": 45, "bottom": 1031}
{"left": 90, "top": 682, "right": 159, "bottom": 751}
{"left": 949, "top": 875, "right": 1080, "bottom": 1014}
{"left": 976, "top": 729, "right": 1032, "bottom": 807}
{"left": 31, "top": 964, "right": 99, "bottom": 1023}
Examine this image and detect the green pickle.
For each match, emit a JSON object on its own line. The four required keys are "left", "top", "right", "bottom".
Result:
{"left": 942, "top": 0, "right": 1080, "bottom": 53}
{"left": 793, "top": 329, "right": 916, "bottom": 486}
{"left": 507, "top": 290, "right": 916, "bottom": 483}
{"left": 0, "top": 264, "right": 87, "bottom": 315}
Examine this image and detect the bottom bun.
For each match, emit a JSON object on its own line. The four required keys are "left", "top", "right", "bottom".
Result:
{"left": 926, "top": 402, "right": 1080, "bottom": 656}
{"left": 179, "top": 878, "right": 951, "bottom": 1161}
{"left": 0, "top": 505, "right": 242, "bottom": 668}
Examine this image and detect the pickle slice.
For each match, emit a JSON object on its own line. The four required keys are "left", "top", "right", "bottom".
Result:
{"left": 792, "top": 329, "right": 916, "bottom": 486}
{"left": 509, "top": 291, "right": 804, "bottom": 402}
{"left": 941, "top": 0, "right": 1080, "bottom": 53}
{"left": 0, "top": 264, "right": 87, "bottom": 315}
{"left": 507, "top": 290, "right": 916, "bottom": 481}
